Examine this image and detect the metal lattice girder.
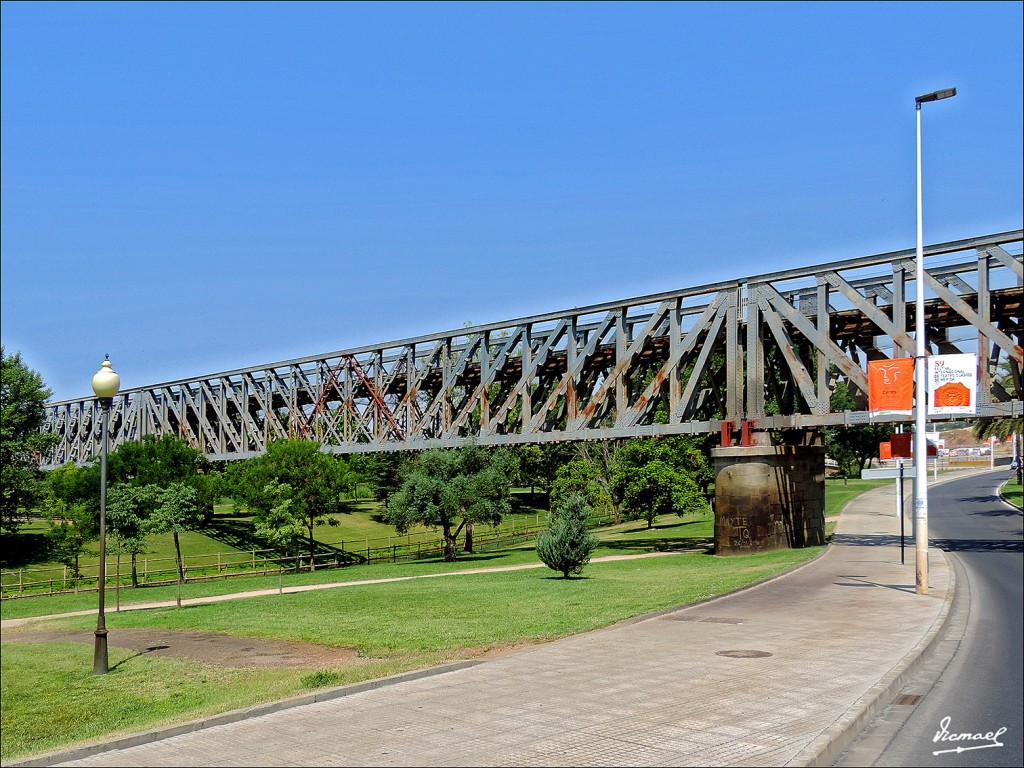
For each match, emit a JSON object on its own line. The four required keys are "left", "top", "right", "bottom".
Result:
{"left": 40, "top": 230, "right": 1024, "bottom": 466}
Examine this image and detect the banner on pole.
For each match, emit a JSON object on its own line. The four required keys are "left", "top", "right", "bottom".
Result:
{"left": 890, "top": 433, "right": 913, "bottom": 458}
{"left": 868, "top": 358, "right": 914, "bottom": 416}
{"left": 928, "top": 354, "right": 977, "bottom": 415}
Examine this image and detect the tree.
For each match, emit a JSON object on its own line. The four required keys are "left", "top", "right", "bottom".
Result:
{"left": 545, "top": 441, "right": 627, "bottom": 524}
{"left": 550, "top": 458, "right": 612, "bottom": 516}
{"left": 973, "top": 417, "right": 1023, "bottom": 442}
{"left": 348, "top": 452, "right": 408, "bottom": 506}
{"left": 579, "top": 440, "right": 625, "bottom": 523}
{"left": 45, "top": 461, "right": 100, "bottom": 516}
{"left": 510, "top": 443, "right": 576, "bottom": 496}
{"left": 107, "top": 483, "right": 156, "bottom": 587}
{"left": 611, "top": 437, "right": 710, "bottom": 528}
{"left": 1, "top": 348, "right": 57, "bottom": 537}
{"left": 824, "top": 380, "right": 891, "bottom": 477}
{"left": 973, "top": 360, "right": 1021, "bottom": 460}
{"left": 535, "top": 494, "right": 599, "bottom": 578}
{"left": 45, "top": 500, "right": 97, "bottom": 584}
{"left": 147, "top": 482, "right": 202, "bottom": 583}
{"left": 512, "top": 444, "right": 546, "bottom": 494}
{"left": 249, "top": 479, "right": 305, "bottom": 569}
{"left": 109, "top": 434, "right": 206, "bottom": 486}
{"left": 386, "top": 443, "right": 515, "bottom": 562}
{"left": 43, "top": 461, "right": 103, "bottom": 579}
{"left": 229, "top": 439, "right": 351, "bottom": 568}
{"left": 619, "top": 459, "right": 708, "bottom": 529}
{"left": 109, "top": 435, "right": 216, "bottom": 518}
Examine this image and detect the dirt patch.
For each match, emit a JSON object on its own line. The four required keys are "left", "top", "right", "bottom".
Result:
{"left": 2, "top": 628, "right": 361, "bottom": 669}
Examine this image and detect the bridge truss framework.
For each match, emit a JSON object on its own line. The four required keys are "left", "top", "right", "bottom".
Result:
{"left": 41, "top": 230, "right": 1023, "bottom": 466}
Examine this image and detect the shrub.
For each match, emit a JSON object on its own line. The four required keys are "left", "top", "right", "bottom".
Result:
{"left": 535, "top": 495, "right": 599, "bottom": 579}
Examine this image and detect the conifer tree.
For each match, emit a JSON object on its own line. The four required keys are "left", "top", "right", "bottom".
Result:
{"left": 536, "top": 494, "right": 599, "bottom": 579}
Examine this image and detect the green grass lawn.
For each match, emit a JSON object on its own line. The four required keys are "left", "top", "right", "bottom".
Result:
{"left": 1, "top": 545, "right": 819, "bottom": 761}
{"left": 1002, "top": 477, "right": 1023, "bottom": 509}
{"left": 0, "top": 514, "right": 712, "bottom": 621}
{"left": 54, "top": 547, "right": 820, "bottom": 652}
{"left": 0, "top": 643, "right": 307, "bottom": 762}
{"left": 3, "top": 473, "right": 859, "bottom": 614}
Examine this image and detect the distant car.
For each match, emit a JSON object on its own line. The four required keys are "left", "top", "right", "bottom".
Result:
{"left": 1011, "top": 458, "right": 1021, "bottom": 472}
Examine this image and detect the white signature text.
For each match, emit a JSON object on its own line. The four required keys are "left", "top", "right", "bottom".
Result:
{"left": 932, "top": 715, "right": 1007, "bottom": 756}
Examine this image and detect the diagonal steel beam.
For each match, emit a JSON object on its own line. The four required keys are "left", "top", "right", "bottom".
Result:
{"left": 669, "top": 305, "right": 729, "bottom": 424}
{"left": 490, "top": 319, "right": 570, "bottom": 431}
{"left": 822, "top": 271, "right": 916, "bottom": 352}
{"left": 531, "top": 311, "right": 618, "bottom": 432}
{"left": 758, "top": 292, "right": 823, "bottom": 413}
{"left": 617, "top": 294, "right": 727, "bottom": 428}
{"left": 452, "top": 328, "right": 524, "bottom": 434}
{"left": 981, "top": 245, "right": 1024, "bottom": 279}
{"left": 912, "top": 263, "right": 1022, "bottom": 362}
{"left": 760, "top": 282, "right": 870, "bottom": 394}
{"left": 568, "top": 300, "right": 673, "bottom": 429}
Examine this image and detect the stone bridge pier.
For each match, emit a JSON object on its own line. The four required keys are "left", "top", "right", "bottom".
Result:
{"left": 711, "top": 445, "right": 826, "bottom": 555}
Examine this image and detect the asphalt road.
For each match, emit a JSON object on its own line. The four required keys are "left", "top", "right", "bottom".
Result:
{"left": 842, "top": 469, "right": 1023, "bottom": 767}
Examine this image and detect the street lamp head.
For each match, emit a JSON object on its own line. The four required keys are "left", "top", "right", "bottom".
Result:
{"left": 916, "top": 88, "right": 957, "bottom": 105}
{"left": 91, "top": 356, "right": 121, "bottom": 400}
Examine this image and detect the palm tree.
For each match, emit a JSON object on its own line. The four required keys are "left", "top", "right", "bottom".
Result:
{"left": 973, "top": 417, "right": 1023, "bottom": 442}
{"left": 973, "top": 360, "right": 1021, "bottom": 481}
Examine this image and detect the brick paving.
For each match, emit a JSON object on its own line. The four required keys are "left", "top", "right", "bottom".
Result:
{"left": 37, "top": 476, "right": 962, "bottom": 767}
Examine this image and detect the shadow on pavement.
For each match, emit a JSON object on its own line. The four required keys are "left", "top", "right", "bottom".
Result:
{"left": 833, "top": 533, "right": 905, "bottom": 547}
{"left": 967, "top": 506, "right": 1023, "bottom": 518}
{"left": 833, "top": 575, "right": 916, "bottom": 593}
{"left": 834, "top": 532, "right": 1022, "bottom": 553}
{"left": 930, "top": 538, "right": 1023, "bottom": 553}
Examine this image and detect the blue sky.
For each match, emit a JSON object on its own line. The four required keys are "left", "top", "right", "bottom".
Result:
{"left": 2, "top": 1, "right": 1022, "bottom": 402}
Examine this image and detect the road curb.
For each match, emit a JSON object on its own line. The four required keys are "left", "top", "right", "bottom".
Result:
{"left": 997, "top": 478, "right": 1023, "bottom": 512}
{"left": 790, "top": 479, "right": 964, "bottom": 767}
{"left": 3, "top": 660, "right": 483, "bottom": 768}
{"left": 792, "top": 550, "right": 956, "bottom": 767}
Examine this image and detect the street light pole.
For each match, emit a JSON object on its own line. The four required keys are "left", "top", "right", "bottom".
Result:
{"left": 914, "top": 87, "right": 956, "bottom": 596}
{"left": 92, "top": 356, "right": 120, "bottom": 674}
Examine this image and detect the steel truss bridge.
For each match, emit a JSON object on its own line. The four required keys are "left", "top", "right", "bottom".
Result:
{"left": 42, "top": 231, "right": 1023, "bottom": 467}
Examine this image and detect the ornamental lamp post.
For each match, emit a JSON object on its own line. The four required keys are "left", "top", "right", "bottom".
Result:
{"left": 914, "top": 86, "right": 956, "bottom": 596}
{"left": 91, "top": 355, "right": 120, "bottom": 674}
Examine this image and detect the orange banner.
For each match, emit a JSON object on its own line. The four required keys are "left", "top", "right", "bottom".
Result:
{"left": 868, "top": 358, "right": 914, "bottom": 416}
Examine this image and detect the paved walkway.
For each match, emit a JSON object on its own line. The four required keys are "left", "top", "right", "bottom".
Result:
{"left": 20, "top": 473, "right": 975, "bottom": 767}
